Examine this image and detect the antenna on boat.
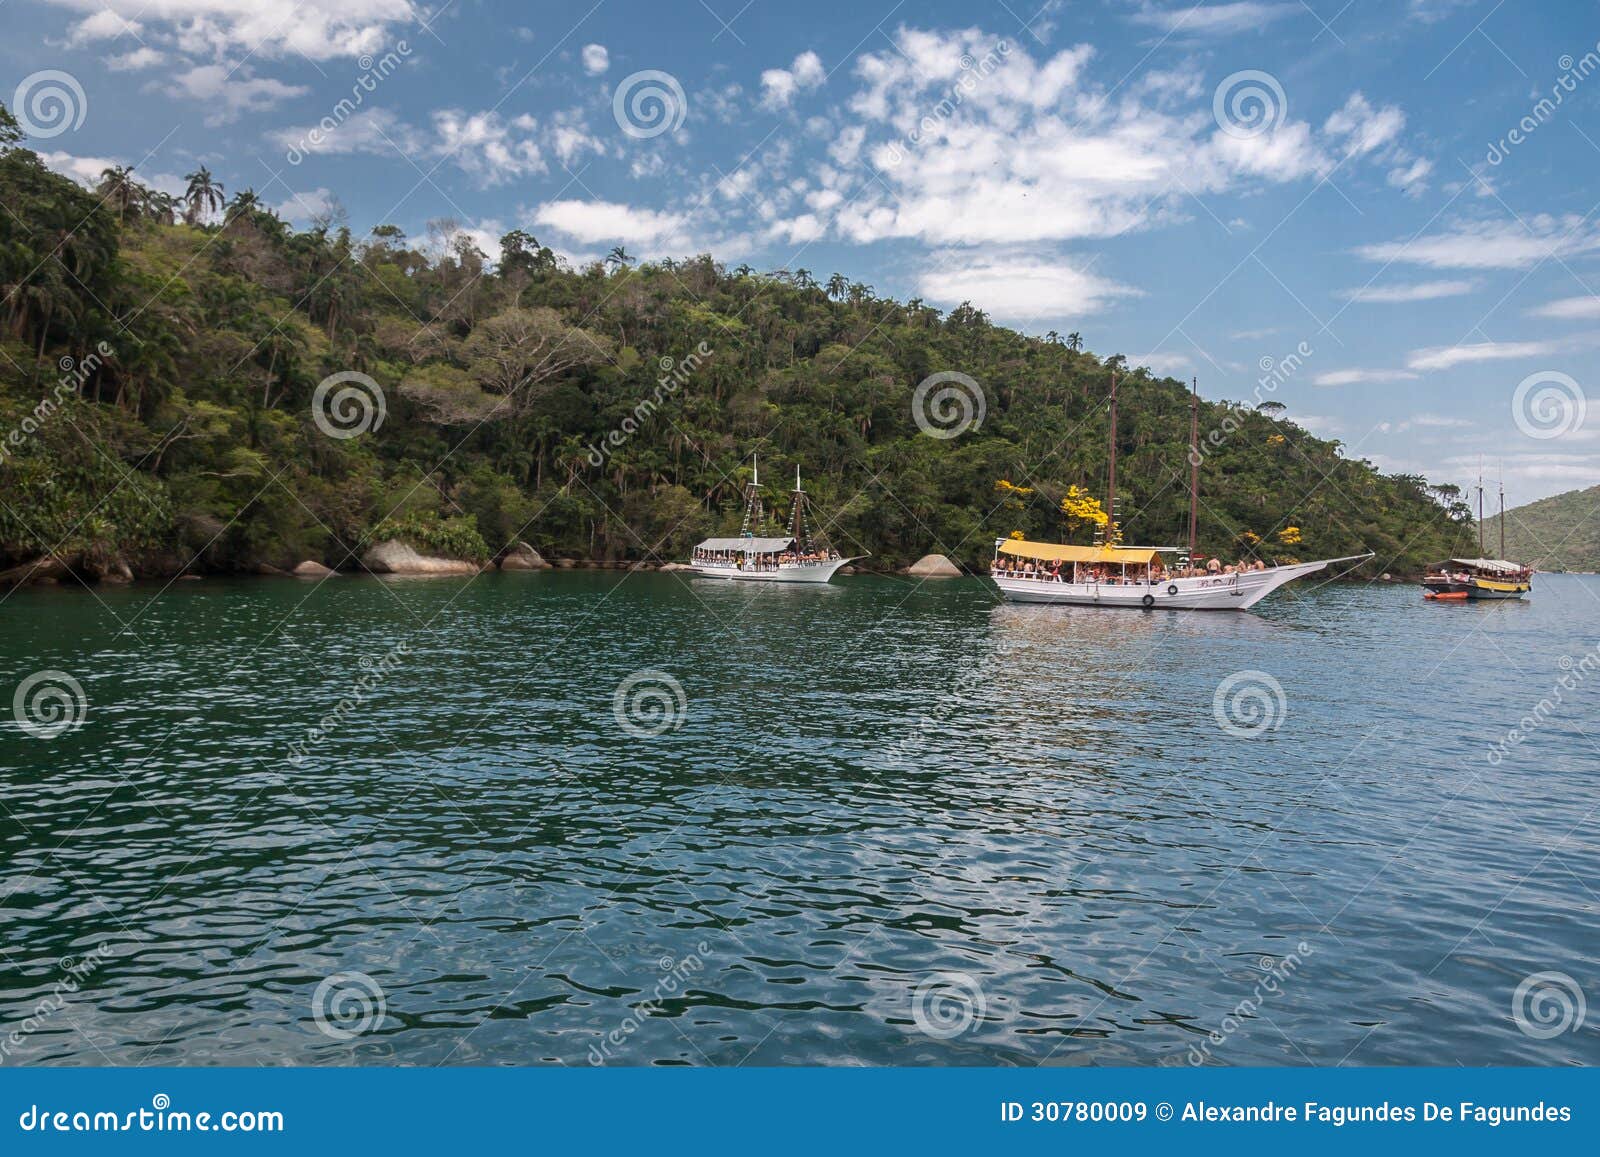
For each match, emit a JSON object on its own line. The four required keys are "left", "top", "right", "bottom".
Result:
{"left": 1188, "top": 376, "right": 1199, "bottom": 568}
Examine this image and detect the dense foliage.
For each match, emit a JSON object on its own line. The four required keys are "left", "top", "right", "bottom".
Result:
{"left": 1484, "top": 483, "right": 1600, "bottom": 572}
{"left": 0, "top": 110, "right": 1476, "bottom": 579}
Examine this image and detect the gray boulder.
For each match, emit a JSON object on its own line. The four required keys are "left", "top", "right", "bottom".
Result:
{"left": 905, "top": 553, "right": 963, "bottom": 577}
{"left": 362, "top": 539, "right": 479, "bottom": 576}
{"left": 499, "top": 541, "right": 550, "bottom": 571}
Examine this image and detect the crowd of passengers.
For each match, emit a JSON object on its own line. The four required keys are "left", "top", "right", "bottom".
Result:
{"left": 693, "top": 546, "right": 840, "bottom": 569}
{"left": 990, "top": 556, "right": 1269, "bottom": 583}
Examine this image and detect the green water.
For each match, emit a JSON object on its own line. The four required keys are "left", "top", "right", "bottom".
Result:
{"left": 2, "top": 571, "right": 1597, "bottom": 1065}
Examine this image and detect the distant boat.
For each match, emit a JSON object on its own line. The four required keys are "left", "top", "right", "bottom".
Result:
{"left": 1422, "top": 558, "right": 1532, "bottom": 601}
{"left": 1424, "top": 468, "right": 1532, "bottom": 600}
{"left": 688, "top": 458, "right": 864, "bottom": 584}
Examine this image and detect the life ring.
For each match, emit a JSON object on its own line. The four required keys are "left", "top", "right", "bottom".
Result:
{"left": 1141, "top": 593, "right": 1155, "bottom": 608}
{"left": 1167, "top": 583, "right": 1179, "bottom": 596}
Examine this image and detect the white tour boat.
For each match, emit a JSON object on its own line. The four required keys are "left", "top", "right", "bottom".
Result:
{"left": 688, "top": 460, "right": 864, "bottom": 584}
{"left": 990, "top": 540, "right": 1371, "bottom": 610}
{"left": 990, "top": 372, "right": 1370, "bottom": 611}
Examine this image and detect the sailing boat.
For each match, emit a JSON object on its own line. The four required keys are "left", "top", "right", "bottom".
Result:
{"left": 1421, "top": 465, "right": 1531, "bottom": 600}
{"left": 688, "top": 457, "right": 864, "bottom": 583}
{"left": 991, "top": 373, "right": 1371, "bottom": 610}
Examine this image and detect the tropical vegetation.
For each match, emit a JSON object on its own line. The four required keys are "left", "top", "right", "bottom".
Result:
{"left": 0, "top": 102, "right": 1478, "bottom": 582}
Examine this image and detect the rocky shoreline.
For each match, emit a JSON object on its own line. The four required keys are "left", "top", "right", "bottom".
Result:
{"left": 0, "top": 545, "right": 1407, "bottom": 589}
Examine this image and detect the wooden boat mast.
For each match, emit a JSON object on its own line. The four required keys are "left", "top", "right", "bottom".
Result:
{"left": 740, "top": 453, "right": 766, "bottom": 538}
{"left": 789, "top": 464, "right": 809, "bottom": 551}
{"left": 1476, "top": 462, "right": 1484, "bottom": 556}
{"left": 1498, "top": 465, "right": 1505, "bottom": 559}
{"left": 1188, "top": 376, "right": 1199, "bottom": 566}
{"left": 1106, "top": 369, "right": 1118, "bottom": 542}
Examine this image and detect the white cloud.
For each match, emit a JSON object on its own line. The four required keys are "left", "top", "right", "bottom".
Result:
{"left": 1387, "top": 157, "right": 1432, "bottom": 196}
{"left": 532, "top": 199, "right": 693, "bottom": 252}
{"left": 269, "top": 107, "right": 412, "bottom": 157}
{"left": 39, "top": 151, "right": 124, "bottom": 185}
{"left": 1411, "top": 413, "right": 1473, "bottom": 428}
{"left": 761, "top": 50, "right": 827, "bottom": 110}
{"left": 431, "top": 109, "right": 546, "bottom": 184}
{"left": 1128, "top": 2, "right": 1298, "bottom": 35}
{"left": 804, "top": 27, "right": 1413, "bottom": 250}
{"left": 1313, "top": 368, "right": 1421, "bottom": 386}
{"left": 64, "top": 10, "right": 142, "bottom": 45}
{"left": 168, "top": 64, "right": 308, "bottom": 125}
{"left": 1130, "top": 352, "right": 1194, "bottom": 376}
{"left": 40, "top": 152, "right": 185, "bottom": 198}
{"left": 581, "top": 44, "right": 609, "bottom": 75}
{"left": 1527, "top": 295, "right": 1600, "bottom": 320}
{"left": 917, "top": 252, "right": 1138, "bottom": 321}
{"left": 1323, "top": 93, "right": 1405, "bottom": 159}
{"left": 274, "top": 187, "right": 337, "bottom": 223}
{"left": 1337, "top": 279, "right": 1477, "bottom": 303}
{"left": 1357, "top": 215, "right": 1600, "bottom": 270}
{"left": 270, "top": 106, "right": 556, "bottom": 184}
{"left": 551, "top": 124, "right": 606, "bottom": 166}
{"left": 45, "top": 0, "right": 415, "bottom": 60}
{"left": 1405, "top": 339, "right": 1563, "bottom": 372}
{"left": 105, "top": 46, "right": 166, "bottom": 71}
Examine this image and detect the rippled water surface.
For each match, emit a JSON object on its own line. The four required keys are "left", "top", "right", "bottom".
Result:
{"left": 3, "top": 570, "right": 1597, "bottom": 1066}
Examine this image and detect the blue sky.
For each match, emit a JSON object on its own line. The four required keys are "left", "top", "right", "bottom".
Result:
{"left": 6, "top": 0, "right": 1599, "bottom": 506}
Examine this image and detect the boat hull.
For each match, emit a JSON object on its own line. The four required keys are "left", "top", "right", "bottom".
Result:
{"left": 992, "top": 558, "right": 1339, "bottom": 610}
{"left": 688, "top": 557, "right": 859, "bottom": 584}
{"left": 1467, "top": 578, "right": 1530, "bottom": 600}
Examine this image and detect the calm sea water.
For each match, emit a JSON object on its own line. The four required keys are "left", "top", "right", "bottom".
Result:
{"left": 2, "top": 570, "right": 1597, "bottom": 1067}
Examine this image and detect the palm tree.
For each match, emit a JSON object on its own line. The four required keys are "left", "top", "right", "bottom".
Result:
{"left": 96, "top": 165, "right": 139, "bottom": 223}
{"left": 605, "top": 245, "right": 632, "bottom": 269}
{"left": 182, "top": 166, "right": 225, "bottom": 225}
{"left": 1066, "top": 332, "right": 1083, "bottom": 351}
{"left": 229, "top": 188, "right": 262, "bottom": 216}
{"left": 825, "top": 272, "right": 848, "bottom": 300}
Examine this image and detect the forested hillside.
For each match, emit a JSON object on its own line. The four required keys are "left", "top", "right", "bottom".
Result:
{"left": 0, "top": 103, "right": 1475, "bottom": 581}
{"left": 1483, "top": 484, "right": 1600, "bottom": 572}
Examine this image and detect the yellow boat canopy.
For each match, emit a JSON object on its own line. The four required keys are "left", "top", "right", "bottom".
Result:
{"left": 998, "top": 540, "right": 1161, "bottom": 566}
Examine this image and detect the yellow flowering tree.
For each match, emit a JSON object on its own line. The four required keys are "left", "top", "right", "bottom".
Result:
{"left": 1059, "top": 485, "right": 1111, "bottom": 541}
{"left": 993, "top": 478, "right": 1034, "bottom": 512}
{"left": 1278, "top": 526, "right": 1302, "bottom": 546}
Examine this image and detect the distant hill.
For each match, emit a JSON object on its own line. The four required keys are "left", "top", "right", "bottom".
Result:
{"left": 1483, "top": 484, "right": 1600, "bottom": 572}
